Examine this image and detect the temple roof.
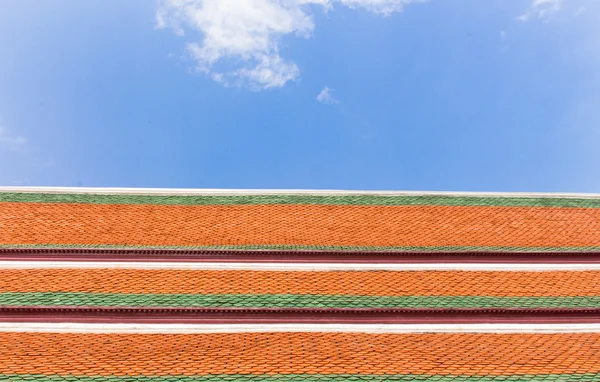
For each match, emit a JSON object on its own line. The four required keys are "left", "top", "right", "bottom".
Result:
{"left": 2, "top": 187, "right": 600, "bottom": 251}
{"left": 2, "top": 187, "right": 600, "bottom": 382}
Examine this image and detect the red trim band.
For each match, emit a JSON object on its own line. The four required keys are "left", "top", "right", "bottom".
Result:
{"left": 2, "top": 306, "right": 600, "bottom": 324}
{"left": 2, "top": 248, "right": 600, "bottom": 263}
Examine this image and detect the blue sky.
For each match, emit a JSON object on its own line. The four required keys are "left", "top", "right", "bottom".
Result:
{"left": 0, "top": 0, "right": 598, "bottom": 192}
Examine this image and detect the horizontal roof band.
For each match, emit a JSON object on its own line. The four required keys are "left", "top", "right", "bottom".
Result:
{"left": 2, "top": 332, "right": 600, "bottom": 376}
{"left": 3, "top": 191, "right": 600, "bottom": 207}
{"left": 3, "top": 203, "right": 600, "bottom": 249}
{"left": 5, "top": 261, "right": 600, "bottom": 270}
{"left": 1, "top": 268, "right": 599, "bottom": 297}
{"left": 4, "top": 293, "right": 600, "bottom": 309}
{"left": 3, "top": 306, "right": 600, "bottom": 324}
{"left": 4, "top": 248, "right": 600, "bottom": 263}
{"left": 3, "top": 322, "right": 600, "bottom": 333}
{"left": 6, "top": 245, "right": 600, "bottom": 253}
{"left": 3, "top": 186, "right": 600, "bottom": 198}
{"left": 4, "top": 374, "right": 600, "bottom": 382}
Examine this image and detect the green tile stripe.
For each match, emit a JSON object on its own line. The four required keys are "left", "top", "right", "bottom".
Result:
{"left": 3, "top": 293, "right": 600, "bottom": 309}
{"left": 2, "top": 192, "right": 600, "bottom": 208}
{"left": 1, "top": 375, "right": 598, "bottom": 382}
{"left": 4, "top": 243, "right": 600, "bottom": 252}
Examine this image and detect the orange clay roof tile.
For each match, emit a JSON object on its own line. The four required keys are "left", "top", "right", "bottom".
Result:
{"left": 2, "top": 191, "right": 600, "bottom": 251}
{"left": 1, "top": 269, "right": 600, "bottom": 309}
{"left": 1, "top": 332, "right": 600, "bottom": 377}
{"left": 3, "top": 190, "right": 600, "bottom": 381}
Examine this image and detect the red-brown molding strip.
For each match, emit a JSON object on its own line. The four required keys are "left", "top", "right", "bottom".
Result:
{"left": 2, "top": 248, "right": 600, "bottom": 263}
{"left": 2, "top": 306, "right": 600, "bottom": 324}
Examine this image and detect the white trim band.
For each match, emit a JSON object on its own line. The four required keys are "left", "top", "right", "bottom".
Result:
{"left": 1, "top": 261, "right": 600, "bottom": 271}
{"left": 1, "top": 186, "right": 599, "bottom": 199}
{"left": 1, "top": 323, "right": 600, "bottom": 333}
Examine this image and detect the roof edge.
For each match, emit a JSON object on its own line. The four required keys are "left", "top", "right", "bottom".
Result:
{"left": 1, "top": 322, "right": 600, "bottom": 333}
{"left": 1, "top": 186, "right": 599, "bottom": 199}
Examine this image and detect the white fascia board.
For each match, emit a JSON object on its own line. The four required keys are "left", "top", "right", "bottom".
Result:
{"left": 1, "top": 261, "right": 600, "bottom": 271}
{"left": 1, "top": 323, "right": 600, "bottom": 334}
{"left": 1, "top": 186, "right": 600, "bottom": 199}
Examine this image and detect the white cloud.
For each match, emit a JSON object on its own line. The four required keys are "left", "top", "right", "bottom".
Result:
{"left": 0, "top": 125, "right": 27, "bottom": 151}
{"left": 339, "top": 0, "right": 422, "bottom": 15}
{"left": 316, "top": 86, "right": 338, "bottom": 104}
{"left": 519, "top": 0, "right": 562, "bottom": 21}
{"left": 157, "top": 0, "right": 422, "bottom": 89}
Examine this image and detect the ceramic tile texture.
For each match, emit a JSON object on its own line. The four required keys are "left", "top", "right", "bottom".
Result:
{"left": 1, "top": 332, "right": 600, "bottom": 380}
{"left": 1, "top": 269, "right": 600, "bottom": 309}
{"left": 2, "top": 191, "right": 600, "bottom": 251}
{"left": 3, "top": 189, "right": 600, "bottom": 381}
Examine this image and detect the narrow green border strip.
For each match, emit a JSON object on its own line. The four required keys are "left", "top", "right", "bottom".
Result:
{"left": 1, "top": 374, "right": 598, "bottom": 382}
{"left": 3, "top": 293, "right": 600, "bottom": 309}
{"left": 2, "top": 192, "right": 600, "bottom": 208}
{"left": 3, "top": 243, "right": 600, "bottom": 252}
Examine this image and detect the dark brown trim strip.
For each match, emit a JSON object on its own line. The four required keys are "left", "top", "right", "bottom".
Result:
{"left": 2, "top": 306, "right": 600, "bottom": 324}
{"left": 3, "top": 248, "right": 600, "bottom": 263}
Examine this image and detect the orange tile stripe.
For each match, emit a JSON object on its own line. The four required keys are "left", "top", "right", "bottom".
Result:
{"left": 1, "top": 269, "right": 600, "bottom": 297}
{"left": 1, "top": 332, "right": 600, "bottom": 376}
{"left": 2, "top": 203, "right": 600, "bottom": 248}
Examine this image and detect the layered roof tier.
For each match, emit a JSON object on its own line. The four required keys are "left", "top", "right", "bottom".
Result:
{"left": 3, "top": 188, "right": 600, "bottom": 382}
{"left": 1, "top": 268, "right": 600, "bottom": 309}
{"left": 2, "top": 189, "right": 600, "bottom": 251}
{"left": 2, "top": 331, "right": 600, "bottom": 381}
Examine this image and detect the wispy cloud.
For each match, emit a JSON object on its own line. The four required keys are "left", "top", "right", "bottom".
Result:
{"left": 519, "top": 0, "right": 562, "bottom": 21}
{"left": 338, "top": 0, "right": 424, "bottom": 15}
{"left": 156, "top": 0, "right": 425, "bottom": 89}
{"left": 0, "top": 124, "right": 27, "bottom": 152}
{"left": 316, "top": 86, "right": 339, "bottom": 104}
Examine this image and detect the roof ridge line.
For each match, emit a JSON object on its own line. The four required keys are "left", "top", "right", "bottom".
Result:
{"left": 1, "top": 186, "right": 600, "bottom": 198}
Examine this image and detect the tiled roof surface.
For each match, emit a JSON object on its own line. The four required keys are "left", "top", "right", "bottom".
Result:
{"left": 1, "top": 332, "right": 600, "bottom": 380}
{"left": 3, "top": 189, "right": 600, "bottom": 381}
{"left": 1, "top": 269, "right": 600, "bottom": 309}
{"left": 2, "top": 191, "right": 600, "bottom": 251}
